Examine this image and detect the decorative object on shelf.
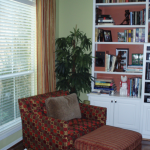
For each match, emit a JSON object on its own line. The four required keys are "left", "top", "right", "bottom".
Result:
{"left": 120, "top": 76, "right": 127, "bottom": 96}
{"left": 115, "top": 48, "right": 129, "bottom": 72}
{"left": 55, "top": 26, "right": 94, "bottom": 102}
{"left": 118, "top": 32, "right": 125, "bottom": 42}
{"left": 132, "top": 54, "right": 143, "bottom": 65}
{"left": 95, "top": 51, "right": 105, "bottom": 67}
{"left": 97, "top": 15, "right": 114, "bottom": 25}
{"left": 120, "top": 10, "right": 130, "bottom": 25}
{"left": 103, "top": 30, "right": 112, "bottom": 42}
{"left": 97, "top": 28, "right": 104, "bottom": 42}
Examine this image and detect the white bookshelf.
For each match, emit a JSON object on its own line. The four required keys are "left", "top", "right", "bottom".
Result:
{"left": 88, "top": 0, "right": 150, "bottom": 138}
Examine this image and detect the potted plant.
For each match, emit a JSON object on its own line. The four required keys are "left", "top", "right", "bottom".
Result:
{"left": 55, "top": 27, "right": 94, "bottom": 102}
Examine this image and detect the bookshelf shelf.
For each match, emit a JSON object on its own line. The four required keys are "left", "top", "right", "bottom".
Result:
{"left": 94, "top": 71, "right": 143, "bottom": 75}
{"left": 96, "top": 2, "right": 146, "bottom": 6}
{"left": 95, "top": 25, "right": 146, "bottom": 28}
{"left": 95, "top": 42, "right": 144, "bottom": 45}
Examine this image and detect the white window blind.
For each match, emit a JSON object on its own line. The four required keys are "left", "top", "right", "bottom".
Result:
{"left": 0, "top": 0, "right": 37, "bottom": 134}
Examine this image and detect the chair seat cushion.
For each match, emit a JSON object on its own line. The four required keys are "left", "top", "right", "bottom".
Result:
{"left": 75, "top": 125, "right": 142, "bottom": 150}
{"left": 67, "top": 118, "right": 101, "bottom": 143}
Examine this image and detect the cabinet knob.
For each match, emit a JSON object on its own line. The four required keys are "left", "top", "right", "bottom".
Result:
{"left": 115, "top": 100, "right": 117, "bottom": 103}
{"left": 111, "top": 100, "right": 113, "bottom": 103}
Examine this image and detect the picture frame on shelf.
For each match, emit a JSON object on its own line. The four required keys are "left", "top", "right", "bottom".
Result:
{"left": 116, "top": 48, "right": 129, "bottom": 71}
{"left": 103, "top": 30, "right": 112, "bottom": 42}
{"left": 132, "top": 54, "right": 143, "bottom": 65}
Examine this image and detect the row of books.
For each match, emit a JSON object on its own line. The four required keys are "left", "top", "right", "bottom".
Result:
{"left": 96, "top": 0, "right": 145, "bottom": 3}
{"left": 93, "top": 78, "right": 117, "bottom": 95}
{"left": 126, "top": 65, "right": 143, "bottom": 73}
{"left": 118, "top": 28, "right": 145, "bottom": 42}
{"left": 130, "top": 9, "right": 146, "bottom": 25}
{"left": 127, "top": 77, "right": 142, "bottom": 98}
{"left": 146, "top": 63, "right": 150, "bottom": 80}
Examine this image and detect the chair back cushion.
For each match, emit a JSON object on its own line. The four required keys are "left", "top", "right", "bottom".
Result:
{"left": 45, "top": 93, "right": 81, "bottom": 121}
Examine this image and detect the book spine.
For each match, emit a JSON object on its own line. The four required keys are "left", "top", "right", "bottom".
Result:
{"left": 124, "top": 30, "right": 127, "bottom": 42}
{"left": 131, "top": 29, "right": 133, "bottom": 42}
{"left": 135, "top": 11, "right": 137, "bottom": 25}
{"left": 130, "top": 12, "right": 132, "bottom": 25}
{"left": 105, "top": 54, "right": 108, "bottom": 71}
{"left": 132, "top": 78, "right": 135, "bottom": 97}
{"left": 127, "top": 78, "right": 130, "bottom": 96}
{"left": 138, "top": 78, "right": 142, "bottom": 98}
{"left": 133, "top": 29, "right": 136, "bottom": 42}
{"left": 143, "top": 8, "right": 146, "bottom": 25}
{"left": 132, "top": 12, "right": 135, "bottom": 25}
{"left": 140, "top": 10, "right": 143, "bottom": 25}
{"left": 130, "top": 78, "right": 133, "bottom": 96}
{"left": 135, "top": 28, "right": 139, "bottom": 42}
{"left": 139, "top": 28, "right": 142, "bottom": 42}
{"left": 137, "top": 11, "right": 140, "bottom": 25}
{"left": 94, "top": 87, "right": 115, "bottom": 91}
{"left": 107, "top": 54, "right": 110, "bottom": 72}
{"left": 95, "top": 83, "right": 113, "bottom": 86}
{"left": 128, "top": 29, "right": 131, "bottom": 42}
{"left": 141, "top": 28, "right": 145, "bottom": 42}
{"left": 95, "top": 28, "right": 98, "bottom": 42}
{"left": 127, "top": 30, "right": 128, "bottom": 42}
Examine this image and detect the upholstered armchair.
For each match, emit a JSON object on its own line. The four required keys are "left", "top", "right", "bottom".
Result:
{"left": 18, "top": 90, "right": 107, "bottom": 150}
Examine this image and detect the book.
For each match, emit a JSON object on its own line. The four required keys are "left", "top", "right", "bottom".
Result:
{"left": 133, "top": 29, "right": 136, "bottom": 42}
{"left": 131, "top": 30, "right": 133, "bottom": 42}
{"left": 124, "top": 30, "right": 127, "bottom": 42}
{"left": 130, "top": 12, "right": 132, "bottom": 25}
{"left": 135, "top": 28, "right": 139, "bottom": 42}
{"left": 98, "top": 19, "right": 114, "bottom": 23}
{"left": 118, "top": 32, "right": 125, "bottom": 42}
{"left": 132, "top": 78, "right": 135, "bottom": 97}
{"left": 127, "top": 78, "right": 130, "bottom": 96}
{"left": 95, "top": 28, "right": 98, "bottom": 42}
{"left": 98, "top": 22, "right": 114, "bottom": 25}
{"left": 138, "top": 78, "right": 142, "bottom": 98}
{"left": 128, "top": 30, "right": 131, "bottom": 42}
{"left": 137, "top": 11, "right": 140, "bottom": 25}
{"left": 140, "top": 10, "right": 143, "bottom": 25}
{"left": 135, "top": 11, "right": 137, "bottom": 25}
{"left": 130, "top": 78, "right": 133, "bottom": 96}
{"left": 139, "top": 28, "right": 142, "bottom": 42}
{"left": 141, "top": 28, "right": 145, "bottom": 42}
{"left": 95, "top": 82, "right": 113, "bottom": 86}
{"left": 132, "top": 11, "right": 135, "bottom": 25}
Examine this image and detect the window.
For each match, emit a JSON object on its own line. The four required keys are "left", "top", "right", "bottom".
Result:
{"left": 0, "top": 0, "right": 36, "bottom": 138}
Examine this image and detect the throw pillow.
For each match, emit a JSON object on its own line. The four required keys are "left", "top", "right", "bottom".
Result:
{"left": 45, "top": 93, "right": 81, "bottom": 121}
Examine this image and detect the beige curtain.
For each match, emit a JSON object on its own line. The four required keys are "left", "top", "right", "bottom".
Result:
{"left": 36, "top": 0, "right": 56, "bottom": 94}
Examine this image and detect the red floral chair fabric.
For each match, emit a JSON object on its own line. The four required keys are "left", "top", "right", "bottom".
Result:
{"left": 18, "top": 90, "right": 107, "bottom": 150}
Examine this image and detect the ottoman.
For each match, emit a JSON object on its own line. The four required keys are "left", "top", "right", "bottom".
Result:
{"left": 75, "top": 125, "right": 142, "bottom": 150}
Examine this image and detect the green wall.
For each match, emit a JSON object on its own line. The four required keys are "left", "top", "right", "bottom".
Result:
{"left": 0, "top": 130, "right": 22, "bottom": 149}
{"left": 56, "top": 0, "right": 93, "bottom": 102}
{"left": 0, "top": 1, "right": 93, "bottom": 149}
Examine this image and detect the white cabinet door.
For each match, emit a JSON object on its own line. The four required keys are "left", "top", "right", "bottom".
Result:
{"left": 114, "top": 98, "right": 141, "bottom": 132}
{"left": 88, "top": 95, "right": 114, "bottom": 126}
{"left": 142, "top": 105, "right": 150, "bottom": 139}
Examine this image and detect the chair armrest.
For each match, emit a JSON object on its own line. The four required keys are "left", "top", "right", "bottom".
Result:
{"left": 79, "top": 103, "right": 107, "bottom": 126}
{"left": 21, "top": 112, "right": 69, "bottom": 137}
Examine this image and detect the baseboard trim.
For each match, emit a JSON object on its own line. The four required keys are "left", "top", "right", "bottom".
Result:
{"left": 1, "top": 137, "right": 23, "bottom": 150}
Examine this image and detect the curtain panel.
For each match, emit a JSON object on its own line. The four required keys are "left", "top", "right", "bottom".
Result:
{"left": 36, "top": 0, "right": 56, "bottom": 94}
